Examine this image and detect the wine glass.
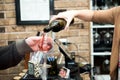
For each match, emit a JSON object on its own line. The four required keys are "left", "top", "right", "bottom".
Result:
{"left": 39, "top": 32, "right": 54, "bottom": 80}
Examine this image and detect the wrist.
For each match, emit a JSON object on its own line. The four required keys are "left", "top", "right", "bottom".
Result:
{"left": 16, "top": 39, "right": 33, "bottom": 55}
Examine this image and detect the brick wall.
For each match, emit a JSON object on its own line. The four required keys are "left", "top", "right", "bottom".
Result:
{"left": 54, "top": 0, "right": 90, "bottom": 64}
{"left": 0, "top": 0, "right": 90, "bottom": 80}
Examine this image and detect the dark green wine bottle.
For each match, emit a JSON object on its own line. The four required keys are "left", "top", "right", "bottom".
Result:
{"left": 43, "top": 18, "right": 74, "bottom": 33}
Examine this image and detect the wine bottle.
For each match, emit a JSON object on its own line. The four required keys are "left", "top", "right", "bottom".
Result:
{"left": 93, "top": 30, "right": 101, "bottom": 46}
{"left": 103, "top": 31, "right": 112, "bottom": 46}
{"left": 43, "top": 18, "right": 74, "bottom": 33}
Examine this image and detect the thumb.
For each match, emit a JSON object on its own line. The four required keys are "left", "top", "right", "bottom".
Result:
{"left": 28, "top": 36, "right": 41, "bottom": 40}
{"left": 25, "top": 36, "right": 41, "bottom": 45}
{"left": 64, "top": 20, "right": 71, "bottom": 30}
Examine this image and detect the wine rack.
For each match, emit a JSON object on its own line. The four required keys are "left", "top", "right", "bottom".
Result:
{"left": 90, "top": 25, "right": 113, "bottom": 80}
{"left": 92, "top": 0, "right": 120, "bottom": 10}
{"left": 93, "top": 27, "right": 114, "bottom": 52}
{"left": 90, "top": 0, "right": 120, "bottom": 80}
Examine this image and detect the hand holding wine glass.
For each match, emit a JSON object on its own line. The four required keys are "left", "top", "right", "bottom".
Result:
{"left": 39, "top": 33, "right": 53, "bottom": 53}
{"left": 25, "top": 35, "right": 53, "bottom": 53}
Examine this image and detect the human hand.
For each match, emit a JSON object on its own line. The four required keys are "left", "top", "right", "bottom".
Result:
{"left": 50, "top": 10, "right": 75, "bottom": 30}
{"left": 39, "top": 35, "right": 53, "bottom": 52}
{"left": 25, "top": 36, "right": 53, "bottom": 52}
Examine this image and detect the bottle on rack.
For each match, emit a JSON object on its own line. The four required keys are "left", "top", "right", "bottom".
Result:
{"left": 43, "top": 18, "right": 74, "bottom": 33}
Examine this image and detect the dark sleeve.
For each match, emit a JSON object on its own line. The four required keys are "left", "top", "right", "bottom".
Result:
{"left": 0, "top": 40, "right": 33, "bottom": 70}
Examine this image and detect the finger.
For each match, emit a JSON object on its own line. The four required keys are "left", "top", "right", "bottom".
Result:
{"left": 64, "top": 27, "right": 69, "bottom": 32}
{"left": 25, "top": 36, "right": 41, "bottom": 46}
{"left": 64, "top": 19, "right": 71, "bottom": 30}
{"left": 29, "top": 36, "right": 41, "bottom": 41}
{"left": 49, "top": 15, "right": 58, "bottom": 23}
{"left": 50, "top": 14, "right": 66, "bottom": 24}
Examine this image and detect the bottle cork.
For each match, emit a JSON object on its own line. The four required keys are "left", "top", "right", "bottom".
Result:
{"left": 22, "top": 69, "right": 28, "bottom": 73}
{"left": 13, "top": 76, "right": 21, "bottom": 80}
{"left": 19, "top": 72, "right": 25, "bottom": 77}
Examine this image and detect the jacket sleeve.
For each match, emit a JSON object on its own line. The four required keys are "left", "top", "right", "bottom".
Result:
{"left": 0, "top": 39, "right": 33, "bottom": 70}
{"left": 92, "top": 7, "right": 117, "bottom": 24}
